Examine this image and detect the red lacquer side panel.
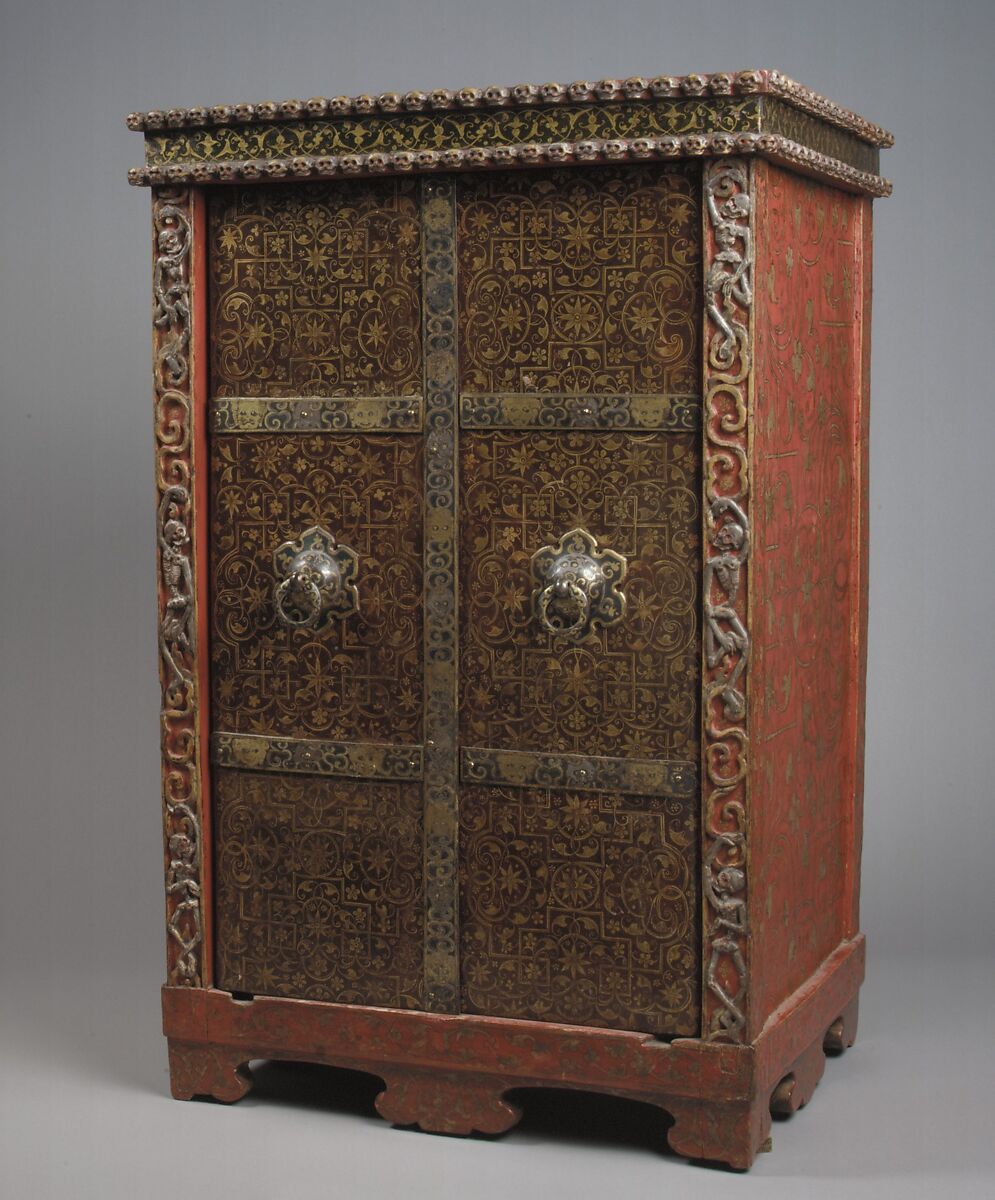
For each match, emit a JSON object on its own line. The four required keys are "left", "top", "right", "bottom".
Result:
{"left": 750, "top": 164, "right": 867, "bottom": 1032}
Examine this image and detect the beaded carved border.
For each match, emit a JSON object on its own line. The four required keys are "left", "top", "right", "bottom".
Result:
{"left": 153, "top": 189, "right": 204, "bottom": 988}
{"left": 421, "top": 177, "right": 460, "bottom": 1012}
{"left": 701, "top": 160, "right": 753, "bottom": 1043}
{"left": 126, "top": 69, "right": 892, "bottom": 147}
{"left": 129, "top": 131, "right": 890, "bottom": 198}
{"left": 459, "top": 393, "right": 700, "bottom": 432}
{"left": 209, "top": 396, "right": 423, "bottom": 433}
{"left": 211, "top": 732, "right": 423, "bottom": 780}
{"left": 461, "top": 748, "right": 697, "bottom": 800}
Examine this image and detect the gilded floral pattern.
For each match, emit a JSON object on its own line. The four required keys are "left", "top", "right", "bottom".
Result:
{"left": 210, "top": 432, "right": 423, "bottom": 742}
{"left": 214, "top": 768, "right": 424, "bottom": 1008}
{"left": 146, "top": 100, "right": 762, "bottom": 165}
{"left": 457, "top": 165, "right": 700, "bottom": 395}
{"left": 459, "top": 430, "right": 700, "bottom": 758}
{"left": 209, "top": 180, "right": 421, "bottom": 396}
{"left": 459, "top": 785, "right": 699, "bottom": 1034}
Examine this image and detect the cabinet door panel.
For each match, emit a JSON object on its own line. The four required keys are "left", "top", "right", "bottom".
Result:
{"left": 459, "top": 784, "right": 699, "bottom": 1034}
{"left": 209, "top": 179, "right": 422, "bottom": 399}
{"left": 208, "top": 178, "right": 428, "bottom": 1012}
{"left": 210, "top": 430, "right": 423, "bottom": 744}
{"left": 455, "top": 165, "right": 703, "bottom": 1035}
{"left": 214, "top": 768, "right": 424, "bottom": 1008}
{"left": 459, "top": 429, "right": 700, "bottom": 760}
{"left": 456, "top": 164, "right": 700, "bottom": 397}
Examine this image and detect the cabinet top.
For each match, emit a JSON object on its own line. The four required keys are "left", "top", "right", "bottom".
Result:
{"left": 127, "top": 68, "right": 893, "bottom": 197}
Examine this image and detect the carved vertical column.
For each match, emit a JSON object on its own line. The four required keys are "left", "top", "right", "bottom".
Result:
{"left": 153, "top": 189, "right": 205, "bottom": 988}
{"left": 700, "top": 160, "right": 753, "bottom": 1042}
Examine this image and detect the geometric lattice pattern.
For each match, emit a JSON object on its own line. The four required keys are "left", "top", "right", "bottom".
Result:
{"left": 210, "top": 432, "right": 423, "bottom": 743}
{"left": 457, "top": 164, "right": 700, "bottom": 396}
{"left": 209, "top": 179, "right": 422, "bottom": 397}
{"left": 214, "top": 768, "right": 424, "bottom": 1008}
{"left": 459, "top": 430, "right": 701, "bottom": 759}
{"left": 459, "top": 784, "right": 699, "bottom": 1034}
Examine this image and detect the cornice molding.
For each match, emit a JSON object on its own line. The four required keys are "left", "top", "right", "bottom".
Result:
{"left": 128, "top": 131, "right": 892, "bottom": 197}
{"left": 126, "top": 68, "right": 893, "bottom": 148}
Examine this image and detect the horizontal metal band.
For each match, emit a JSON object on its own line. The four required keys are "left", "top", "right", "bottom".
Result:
{"left": 460, "top": 747, "right": 697, "bottom": 798}
{"left": 210, "top": 396, "right": 422, "bottom": 433}
{"left": 460, "top": 392, "right": 700, "bottom": 431}
{"left": 212, "top": 732, "right": 423, "bottom": 780}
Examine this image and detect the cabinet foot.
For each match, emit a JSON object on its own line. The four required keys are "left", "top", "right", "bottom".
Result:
{"left": 666, "top": 1096, "right": 771, "bottom": 1171}
{"left": 167, "top": 1038, "right": 254, "bottom": 1103}
{"left": 824, "top": 994, "right": 859, "bottom": 1054}
{"left": 376, "top": 1069, "right": 522, "bottom": 1136}
{"left": 770, "top": 993, "right": 860, "bottom": 1116}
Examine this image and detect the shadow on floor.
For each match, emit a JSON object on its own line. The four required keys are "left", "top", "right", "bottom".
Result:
{"left": 241, "top": 1061, "right": 675, "bottom": 1158}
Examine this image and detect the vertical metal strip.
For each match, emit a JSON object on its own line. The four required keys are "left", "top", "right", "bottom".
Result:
{"left": 421, "top": 177, "right": 460, "bottom": 1011}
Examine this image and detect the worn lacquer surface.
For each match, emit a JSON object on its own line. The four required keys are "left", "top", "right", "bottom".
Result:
{"left": 749, "top": 162, "right": 864, "bottom": 1032}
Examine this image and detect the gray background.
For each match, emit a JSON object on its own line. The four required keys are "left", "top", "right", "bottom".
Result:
{"left": 1, "top": 0, "right": 992, "bottom": 1195}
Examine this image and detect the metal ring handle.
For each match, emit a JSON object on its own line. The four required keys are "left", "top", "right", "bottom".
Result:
{"left": 536, "top": 580, "right": 590, "bottom": 639}
{"left": 274, "top": 570, "right": 323, "bottom": 628}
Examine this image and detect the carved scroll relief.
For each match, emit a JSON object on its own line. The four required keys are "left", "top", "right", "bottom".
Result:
{"left": 154, "top": 191, "right": 204, "bottom": 987}
{"left": 701, "top": 161, "right": 752, "bottom": 1042}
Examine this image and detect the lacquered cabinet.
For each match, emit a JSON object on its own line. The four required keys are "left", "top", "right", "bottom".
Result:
{"left": 132, "top": 68, "right": 891, "bottom": 1168}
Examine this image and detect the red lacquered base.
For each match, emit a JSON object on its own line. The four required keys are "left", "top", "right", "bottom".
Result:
{"left": 164, "top": 934, "right": 863, "bottom": 1170}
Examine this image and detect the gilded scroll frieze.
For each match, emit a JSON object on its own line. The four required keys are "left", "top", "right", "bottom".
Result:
{"left": 760, "top": 98, "right": 878, "bottom": 175}
{"left": 141, "top": 99, "right": 761, "bottom": 165}
{"left": 130, "top": 132, "right": 891, "bottom": 198}
{"left": 211, "top": 732, "right": 422, "bottom": 780}
{"left": 153, "top": 190, "right": 203, "bottom": 988}
{"left": 701, "top": 161, "right": 753, "bottom": 1042}
{"left": 461, "top": 747, "right": 696, "bottom": 799}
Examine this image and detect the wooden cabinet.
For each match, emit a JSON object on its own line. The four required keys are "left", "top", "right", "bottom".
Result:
{"left": 132, "top": 69, "right": 891, "bottom": 1168}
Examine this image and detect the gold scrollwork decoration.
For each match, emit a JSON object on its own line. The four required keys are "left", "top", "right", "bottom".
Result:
{"left": 153, "top": 190, "right": 204, "bottom": 988}
{"left": 701, "top": 160, "right": 753, "bottom": 1042}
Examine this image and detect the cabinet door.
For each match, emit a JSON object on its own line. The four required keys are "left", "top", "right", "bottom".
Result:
{"left": 207, "top": 179, "right": 427, "bottom": 1008}
{"left": 455, "top": 166, "right": 703, "bottom": 1034}
{"left": 205, "top": 166, "right": 705, "bottom": 1035}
